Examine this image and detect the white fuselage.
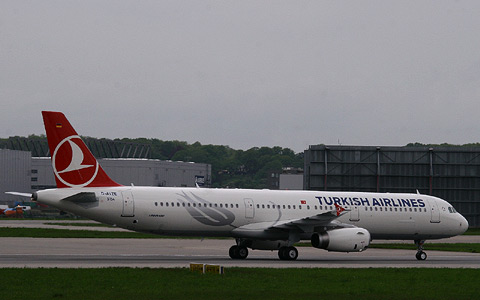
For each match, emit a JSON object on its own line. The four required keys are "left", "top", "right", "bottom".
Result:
{"left": 35, "top": 186, "right": 468, "bottom": 241}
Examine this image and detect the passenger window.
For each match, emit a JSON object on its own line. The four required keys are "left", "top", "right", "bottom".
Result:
{"left": 236, "top": 204, "right": 239, "bottom": 208}
{"left": 288, "top": 205, "right": 291, "bottom": 209}
{"left": 293, "top": 205, "right": 296, "bottom": 209}
{"left": 262, "top": 204, "right": 265, "bottom": 209}
{"left": 155, "top": 202, "right": 158, "bottom": 206}
{"left": 166, "top": 202, "right": 169, "bottom": 207}
{"left": 307, "top": 205, "right": 310, "bottom": 210}
{"left": 267, "top": 205, "right": 270, "bottom": 209}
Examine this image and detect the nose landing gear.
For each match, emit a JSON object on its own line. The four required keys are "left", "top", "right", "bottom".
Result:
{"left": 414, "top": 240, "right": 427, "bottom": 261}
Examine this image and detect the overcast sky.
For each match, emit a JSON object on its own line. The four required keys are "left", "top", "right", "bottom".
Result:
{"left": 1, "top": 1, "right": 480, "bottom": 153}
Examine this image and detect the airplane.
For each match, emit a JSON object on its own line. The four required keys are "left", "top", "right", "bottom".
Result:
{"left": 7, "top": 111, "right": 469, "bottom": 261}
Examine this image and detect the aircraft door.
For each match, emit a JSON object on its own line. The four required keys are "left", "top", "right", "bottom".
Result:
{"left": 427, "top": 198, "right": 440, "bottom": 223}
{"left": 244, "top": 198, "right": 255, "bottom": 219}
{"left": 121, "top": 190, "right": 135, "bottom": 217}
{"left": 349, "top": 206, "right": 360, "bottom": 222}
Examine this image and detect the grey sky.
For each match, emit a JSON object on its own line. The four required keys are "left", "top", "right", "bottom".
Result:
{"left": 1, "top": 1, "right": 480, "bottom": 153}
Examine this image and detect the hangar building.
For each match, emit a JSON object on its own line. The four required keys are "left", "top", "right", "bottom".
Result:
{"left": 1, "top": 149, "right": 211, "bottom": 205}
{"left": 304, "top": 145, "right": 480, "bottom": 227}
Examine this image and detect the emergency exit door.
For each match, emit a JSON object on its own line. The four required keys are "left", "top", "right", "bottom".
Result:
{"left": 121, "top": 191, "right": 135, "bottom": 217}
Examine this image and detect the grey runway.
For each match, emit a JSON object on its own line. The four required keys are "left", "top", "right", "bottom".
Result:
{"left": 1, "top": 238, "right": 479, "bottom": 268}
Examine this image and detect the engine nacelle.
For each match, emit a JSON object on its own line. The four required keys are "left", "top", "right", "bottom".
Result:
{"left": 311, "top": 228, "right": 370, "bottom": 252}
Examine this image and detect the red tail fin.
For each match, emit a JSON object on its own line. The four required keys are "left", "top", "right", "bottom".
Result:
{"left": 42, "top": 111, "right": 122, "bottom": 188}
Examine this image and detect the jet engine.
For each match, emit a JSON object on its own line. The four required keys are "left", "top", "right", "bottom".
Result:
{"left": 311, "top": 228, "right": 370, "bottom": 252}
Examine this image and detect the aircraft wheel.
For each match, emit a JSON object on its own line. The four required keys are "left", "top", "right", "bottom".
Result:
{"left": 416, "top": 251, "right": 427, "bottom": 261}
{"left": 237, "top": 246, "right": 248, "bottom": 259}
{"left": 278, "top": 246, "right": 298, "bottom": 260}
{"left": 286, "top": 247, "right": 298, "bottom": 260}
{"left": 229, "top": 245, "right": 238, "bottom": 259}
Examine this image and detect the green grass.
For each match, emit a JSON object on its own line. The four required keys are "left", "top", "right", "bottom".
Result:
{"left": 1, "top": 268, "right": 479, "bottom": 300}
{"left": 43, "top": 222, "right": 114, "bottom": 227}
{"left": 464, "top": 227, "right": 480, "bottom": 235}
{"left": 0, "top": 227, "right": 163, "bottom": 238}
{"left": 370, "top": 243, "right": 480, "bottom": 253}
{"left": 0, "top": 227, "right": 478, "bottom": 253}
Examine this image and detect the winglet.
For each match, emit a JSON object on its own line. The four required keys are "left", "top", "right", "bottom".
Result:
{"left": 42, "top": 111, "right": 122, "bottom": 188}
{"left": 334, "top": 203, "right": 346, "bottom": 216}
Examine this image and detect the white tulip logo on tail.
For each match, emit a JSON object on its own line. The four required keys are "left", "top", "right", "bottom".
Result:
{"left": 52, "top": 135, "right": 99, "bottom": 188}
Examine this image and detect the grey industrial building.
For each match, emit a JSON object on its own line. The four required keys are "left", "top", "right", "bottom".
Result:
{"left": 304, "top": 145, "right": 480, "bottom": 227}
{"left": 1, "top": 149, "right": 211, "bottom": 204}
{"left": 3, "top": 143, "right": 480, "bottom": 227}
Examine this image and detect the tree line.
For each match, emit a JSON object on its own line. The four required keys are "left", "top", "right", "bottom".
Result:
{"left": 115, "top": 138, "right": 304, "bottom": 188}
{"left": 0, "top": 135, "right": 304, "bottom": 189}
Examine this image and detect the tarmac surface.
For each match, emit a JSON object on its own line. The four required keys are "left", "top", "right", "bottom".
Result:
{"left": 0, "top": 220, "right": 479, "bottom": 268}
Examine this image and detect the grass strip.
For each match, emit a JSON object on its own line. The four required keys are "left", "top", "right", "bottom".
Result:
{"left": 370, "top": 243, "right": 480, "bottom": 253}
{"left": 0, "top": 228, "right": 479, "bottom": 253}
{"left": 464, "top": 228, "right": 480, "bottom": 235}
{"left": 1, "top": 268, "right": 480, "bottom": 300}
{"left": 0, "top": 227, "right": 162, "bottom": 238}
{"left": 43, "top": 222, "right": 114, "bottom": 227}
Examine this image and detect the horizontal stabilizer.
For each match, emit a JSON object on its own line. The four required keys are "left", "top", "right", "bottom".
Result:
{"left": 5, "top": 192, "right": 32, "bottom": 198}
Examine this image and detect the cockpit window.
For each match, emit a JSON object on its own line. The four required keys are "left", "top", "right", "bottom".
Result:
{"left": 448, "top": 207, "right": 457, "bottom": 213}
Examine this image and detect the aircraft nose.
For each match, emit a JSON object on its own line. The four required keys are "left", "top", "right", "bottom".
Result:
{"left": 458, "top": 215, "right": 469, "bottom": 235}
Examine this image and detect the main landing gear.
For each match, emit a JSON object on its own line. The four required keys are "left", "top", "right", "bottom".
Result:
{"left": 229, "top": 245, "right": 249, "bottom": 259}
{"left": 415, "top": 240, "right": 427, "bottom": 261}
{"left": 228, "top": 244, "right": 299, "bottom": 260}
{"left": 278, "top": 246, "right": 298, "bottom": 260}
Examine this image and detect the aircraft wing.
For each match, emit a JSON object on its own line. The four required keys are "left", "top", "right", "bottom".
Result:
{"left": 234, "top": 205, "right": 352, "bottom": 234}
{"left": 267, "top": 208, "right": 352, "bottom": 232}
